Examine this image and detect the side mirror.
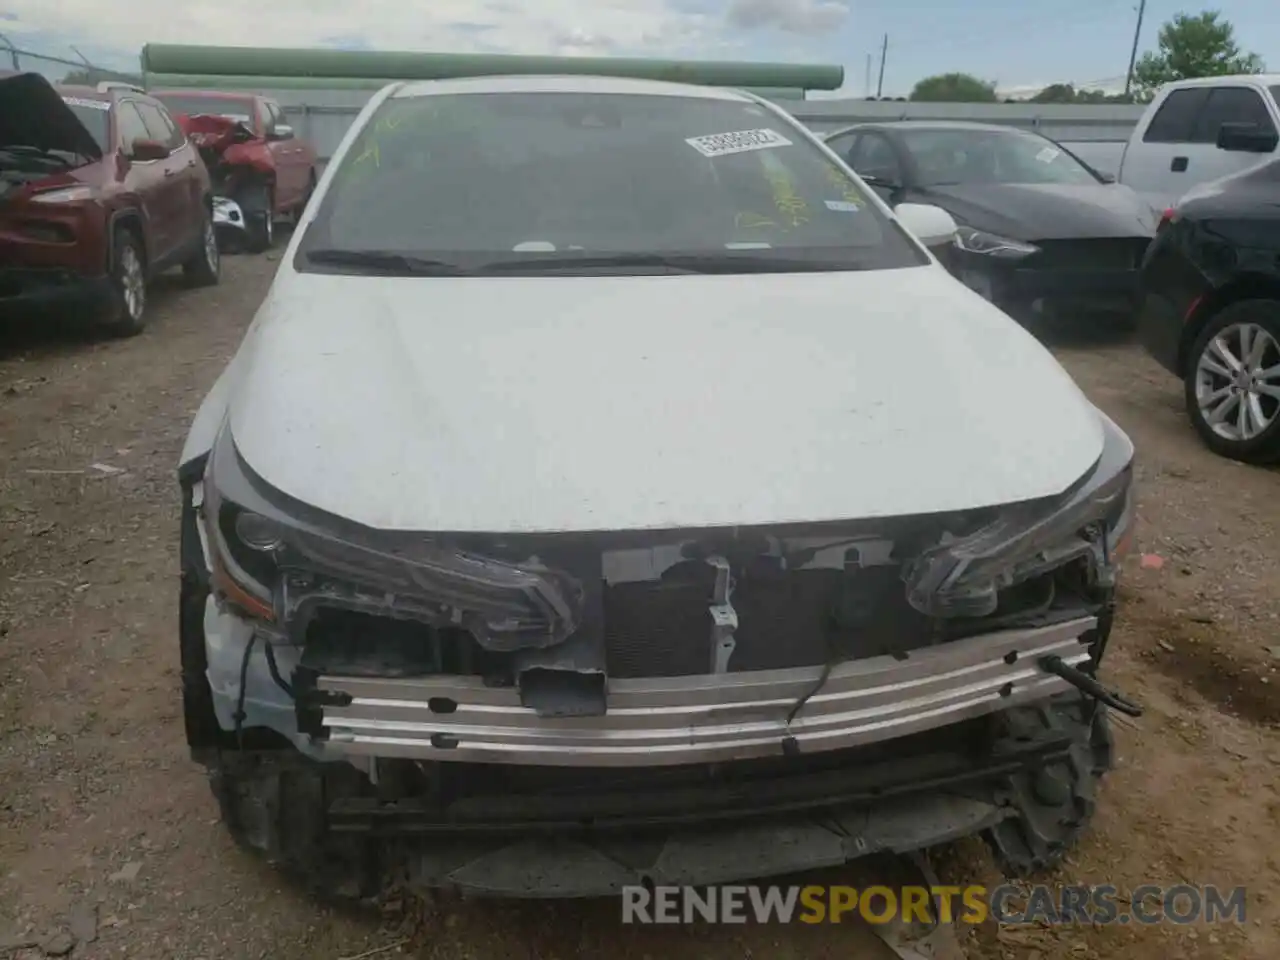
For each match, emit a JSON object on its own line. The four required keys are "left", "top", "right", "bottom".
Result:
{"left": 1216, "top": 122, "right": 1278, "bottom": 153}
{"left": 894, "top": 202, "right": 958, "bottom": 248}
{"left": 130, "top": 138, "right": 169, "bottom": 162}
{"left": 267, "top": 124, "right": 294, "bottom": 142}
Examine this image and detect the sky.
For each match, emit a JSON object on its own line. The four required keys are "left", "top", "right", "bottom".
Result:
{"left": 0, "top": 0, "right": 1277, "bottom": 98}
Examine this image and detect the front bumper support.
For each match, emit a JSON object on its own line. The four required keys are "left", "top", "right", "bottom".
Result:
{"left": 306, "top": 616, "right": 1096, "bottom": 767}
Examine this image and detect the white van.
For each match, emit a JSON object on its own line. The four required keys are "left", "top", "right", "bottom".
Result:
{"left": 1117, "top": 74, "right": 1280, "bottom": 210}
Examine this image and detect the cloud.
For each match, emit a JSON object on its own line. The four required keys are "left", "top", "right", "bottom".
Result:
{"left": 725, "top": 0, "right": 849, "bottom": 34}
{"left": 1, "top": 0, "right": 729, "bottom": 63}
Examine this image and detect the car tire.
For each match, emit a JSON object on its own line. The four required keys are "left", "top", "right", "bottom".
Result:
{"left": 183, "top": 211, "right": 221, "bottom": 288}
{"left": 1183, "top": 299, "right": 1280, "bottom": 464}
{"left": 243, "top": 184, "right": 275, "bottom": 253}
{"left": 209, "top": 749, "right": 382, "bottom": 903}
{"left": 984, "top": 697, "right": 1113, "bottom": 876}
{"left": 102, "top": 226, "right": 148, "bottom": 337}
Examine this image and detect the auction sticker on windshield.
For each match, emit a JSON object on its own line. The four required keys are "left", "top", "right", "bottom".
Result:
{"left": 686, "top": 128, "right": 793, "bottom": 158}
{"left": 62, "top": 97, "right": 110, "bottom": 111}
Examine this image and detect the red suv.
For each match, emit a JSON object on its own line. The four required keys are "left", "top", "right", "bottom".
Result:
{"left": 151, "top": 91, "right": 319, "bottom": 252}
{"left": 0, "top": 74, "right": 220, "bottom": 335}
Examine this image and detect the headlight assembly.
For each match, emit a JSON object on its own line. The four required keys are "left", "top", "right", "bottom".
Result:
{"left": 200, "top": 427, "right": 585, "bottom": 651}
{"left": 904, "top": 410, "right": 1135, "bottom": 618}
{"left": 953, "top": 226, "right": 1039, "bottom": 260}
{"left": 31, "top": 186, "right": 96, "bottom": 204}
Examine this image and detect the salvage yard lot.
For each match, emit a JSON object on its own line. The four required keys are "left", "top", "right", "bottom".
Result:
{"left": 1, "top": 253, "right": 1279, "bottom": 960}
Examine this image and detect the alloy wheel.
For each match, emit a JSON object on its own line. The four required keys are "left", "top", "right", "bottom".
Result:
{"left": 120, "top": 244, "right": 145, "bottom": 320}
{"left": 1194, "top": 321, "right": 1280, "bottom": 442}
{"left": 204, "top": 219, "right": 220, "bottom": 273}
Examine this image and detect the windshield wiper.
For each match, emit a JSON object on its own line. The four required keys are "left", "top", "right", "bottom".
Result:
{"left": 304, "top": 249, "right": 471, "bottom": 275}
{"left": 477, "top": 253, "right": 854, "bottom": 274}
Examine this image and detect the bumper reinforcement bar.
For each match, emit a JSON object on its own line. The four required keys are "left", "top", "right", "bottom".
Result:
{"left": 308, "top": 616, "right": 1097, "bottom": 767}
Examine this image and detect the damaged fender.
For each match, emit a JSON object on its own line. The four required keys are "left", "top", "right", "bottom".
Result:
{"left": 176, "top": 113, "right": 275, "bottom": 177}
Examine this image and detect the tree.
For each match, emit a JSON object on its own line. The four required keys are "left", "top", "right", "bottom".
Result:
{"left": 1029, "top": 83, "right": 1134, "bottom": 104}
{"left": 909, "top": 73, "right": 997, "bottom": 103}
{"left": 60, "top": 67, "right": 143, "bottom": 86}
{"left": 1132, "top": 10, "right": 1264, "bottom": 101}
{"left": 1030, "top": 83, "right": 1077, "bottom": 103}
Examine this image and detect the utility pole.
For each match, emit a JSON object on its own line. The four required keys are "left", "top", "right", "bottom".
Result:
{"left": 876, "top": 33, "right": 888, "bottom": 98}
{"left": 0, "top": 32, "right": 20, "bottom": 71}
{"left": 1124, "top": 0, "right": 1146, "bottom": 99}
{"left": 865, "top": 54, "right": 872, "bottom": 97}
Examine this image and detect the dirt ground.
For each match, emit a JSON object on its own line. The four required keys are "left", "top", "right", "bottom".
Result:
{"left": 2, "top": 251, "right": 1278, "bottom": 960}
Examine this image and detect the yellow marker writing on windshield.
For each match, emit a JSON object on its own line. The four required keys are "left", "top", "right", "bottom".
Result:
{"left": 735, "top": 211, "right": 779, "bottom": 230}
{"left": 765, "top": 168, "right": 809, "bottom": 227}
{"left": 351, "top": 141, "right": 381, "bottom": 168}
{"left": 824, "top": 164, "right": 864, "bottom": 207}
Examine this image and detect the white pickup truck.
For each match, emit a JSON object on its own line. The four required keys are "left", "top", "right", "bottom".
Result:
{"left": 1116, "top": 74, "right": 1280, "bottom": 211}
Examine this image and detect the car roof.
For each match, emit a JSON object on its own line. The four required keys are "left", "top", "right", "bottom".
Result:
{"left": 832, "top": 120, "right": 1030, "bottom": 135}
{"left": 150, "top": 89, "right": 257, "bottom": 101}
{"left": 1160, "top": 73, "right": 1280, "bottom": 89}
{"left": 54, "top": 84, "right": 111, "bottom": 102}
{"left": 392, "top": 74, "right": 760, "bottom": 101}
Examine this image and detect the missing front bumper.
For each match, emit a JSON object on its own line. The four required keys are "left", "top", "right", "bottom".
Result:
{"left": 304, "top": 616, "right": 1096, "bottom": 767}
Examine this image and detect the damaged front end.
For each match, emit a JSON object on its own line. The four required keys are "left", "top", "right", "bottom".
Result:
{"left": 182, "top": 414, "right": 1138, "bottom": 897}
{"left": 177, "top": 114, "right": 272, "bottom": 242}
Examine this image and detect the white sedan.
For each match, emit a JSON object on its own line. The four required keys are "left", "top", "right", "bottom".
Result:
{"left": 177, "top": 74, "right": 1137, "bottom": 900}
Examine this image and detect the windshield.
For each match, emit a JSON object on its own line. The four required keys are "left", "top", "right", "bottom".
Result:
{"left": 298, "top": 91, "right": 927, "bottom": 275}
{"left": 153, "top": 94, "right": 253, "bottom": 126}
{"left": 900, "top": 127, "right": 1102, "bottom": 187}
{"left": 62, "top": 97, "right": 110, "bottom": 151}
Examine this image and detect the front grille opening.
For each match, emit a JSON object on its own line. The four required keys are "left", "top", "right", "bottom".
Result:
{"left": 303, "top": 607, "right": 503, "bottom": 679}
{"left": 299, "top": 544, "right": 1105, "bottom": 683}
{"left": 603, "top": 549, "right": 1104, "bottom": 679}
{"left": 1027, "top": 238, "right": 1151, "bottom": 271}
{"left": 603, "top": 557, "right": 938, "bottom": 678}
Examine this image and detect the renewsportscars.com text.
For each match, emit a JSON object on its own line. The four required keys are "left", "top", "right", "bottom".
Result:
{"left": 621, "top": 884, "right": 1247, "bottom": 925}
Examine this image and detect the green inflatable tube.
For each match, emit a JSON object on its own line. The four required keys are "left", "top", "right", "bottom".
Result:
{"left": 140, "top": 44, "right": 842, "bottom": 91}
{"left": 144, "top": 73, "right": 808, "bottom": 101}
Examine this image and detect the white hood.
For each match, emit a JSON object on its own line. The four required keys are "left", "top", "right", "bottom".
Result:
{"left": 227, "top": 264, "right": 1104, "bottom": 533}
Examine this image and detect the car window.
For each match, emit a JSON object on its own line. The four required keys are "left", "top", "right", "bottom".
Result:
{"left": 114, "top": 102, "right": 152, "bottom": 155}
{"left": 152, "top": 94, "right": 254, "bottom": 126}
{"left": 266, "top": 101, "right": 286, "bottom": 127}
{"left": 149, "top": 102, "right": 189, "bottom": 150}
{"left": 823, "top": 131, "right": 858, "bottom": 165}
{"left": 849, "top": 133, "right": 902, "bottom": 183}
{"left": 60, "top": 96, "right": 110, "bottom": 151}
{"left": 1142, "top": 88, "right": 1211, "bottom": 143}
{"left": 300, "top": 91, "right": 928, "bottom": 275}
{"left": 1191, "top": 87, "right": 1277, "bottom": 142}
{"left": 898, "top": 127, "right": 1100, "bottom": 186}
{"left": 135, "top": 102, "right": 182, "bottom": 151}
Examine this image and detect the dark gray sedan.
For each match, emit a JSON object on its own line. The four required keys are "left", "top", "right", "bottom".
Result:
{"left": 824, "top": 120, "right": 1158, "bottom": 324}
